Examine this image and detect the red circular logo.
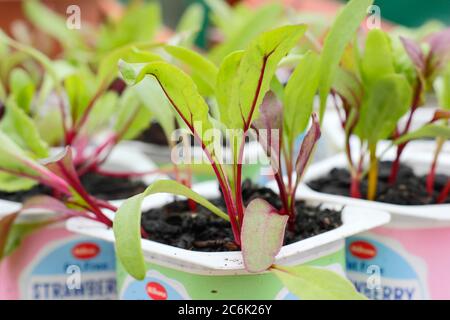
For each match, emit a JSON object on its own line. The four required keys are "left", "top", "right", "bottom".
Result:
{"left": 72, "top": 242, "right": 100, "bottom": 260}
{"left": 349, "top": 241, "right": 377, "bottom": 259}
{"left": 146, "top": 282, "right": 168, "bottom": 300}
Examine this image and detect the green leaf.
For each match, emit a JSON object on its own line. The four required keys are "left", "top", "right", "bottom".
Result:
{"left": 114, "top": 179, "right": 229, "bottom": 279}
{"left": 0, "top": 30, "right": 60, "bottom": 89}
{"left": 4, "top": 219, "right": 53, "bottom": 258}
{"left": 114, "top": 88, "right": 153, "bottom": 140}
{"left": 147, "top": 180, "right": 229, "bottom": 221}
{"left": 113, "top": 193, "right": 147, "bottom": 280}
{"left": 9, "top": 68, "right": 35, "bottom": 113}
{"left": 0, "top": 172, "right": 36, "bottom": 192}
{"left": 271, "top": 265, "right": 367, "bottom": 300}
{"left": 436, "top": 65, "right": 450, "bottom": 109}
{"left": 216, "top": 50, "right": 244, "bottom": 127}
{"left": 241, "top": 199, "right": 288, "bottom": 273}
{"left": 133, "top": 77, "right": 175, "bottom": 141}
{"left": 228, "top": 25, "right": 307, "bottom": 129}
{"left": 82, "top": 91, "right": 118, "bottom": 136}
{"left": 175, "top": 3, "right": 205, "bottom": 46}
{"left": 164, "top": 45, "right": 218, "bottom": 95}
{"left": 355, "top": 74, "right": 412, "bottom": 144}
{"left": 394, "top": 124, "right": 450, "bottom": 145}
{"left": 97, "top": 2, "right": 161, "bottom": 53}
{"left": 319, "top": 0, "right": 374, "bottom": 120}
{"left": 132, "top": 61, "right": 213, "bottom": 143}
{"left": 24, "top": 0, "right": 85, "bottom": 50}
{"left": 0, "top": 212, "right": 18, "bottom": 260}
{"left": 361, "top": 29, "right": 395, "bottom": 86}
{"left": 284, "top": 51, "right": 320, "bottom": 143}
{"left": 0, "top": 99, "right": 49, "bottom": 158}
{"left": 0, "top": 126, "right": 47, "bottom": 194}
{"left": 208, "top": 3, "right": 284, "bottom": 63}
{"left": 98, "top": 45, "right": 163, "bottom": 89}
{"left": 332, "top": 67, "right": 363, "bottom": 109}
{"left": 64, "top": 72, "right": 94, "bottom": 123}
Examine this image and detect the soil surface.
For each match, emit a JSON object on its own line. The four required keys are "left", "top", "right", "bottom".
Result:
{"left": 137, "top": 122, "right": 169, "bottom": 146}
{"left": 141, "top": 179, "right": 342, "bottom": 252}
{"left": 308, "top": 161, "right": 450, "bottom": 205}
{"left": 0, "top": 172, "right": 147, "bottom": 203}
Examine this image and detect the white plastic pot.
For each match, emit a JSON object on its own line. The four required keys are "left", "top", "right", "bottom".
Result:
{"left": 67, "top": 181, "right": 390, "bottom": 300}
{"left": 322, "top": 107, "right": 450, "bottom": 156}
{"left": 300, "top": 152, "right": 450, "bottom": 300}
{"left": 0, "top": 143, "right": 161, "bottom": 300}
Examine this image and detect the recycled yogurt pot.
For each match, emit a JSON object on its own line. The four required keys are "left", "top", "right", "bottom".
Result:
{"left": 300, "top": 152, "right": 450, "bottom": 300}
{"left": 322, "top": 107, "right": 450, "bottom": 156}
{"left": 67, "top": 181, "right": 390, "bottom": 300}
{"left": 0, "top": 144, "right": 162, "bottom": 300}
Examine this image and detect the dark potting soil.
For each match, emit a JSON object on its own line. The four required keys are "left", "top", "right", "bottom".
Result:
{"left": 0, "top": 172, "right": 147, "bottom": 203}
{"left": 141, "top": 179, "right": 342, "bottom": 252}
{"left": 137, "top": 122, "right": 169, "bottom": 146}
{"left": 308, "top": 161, "right": 450, "bottom": 205}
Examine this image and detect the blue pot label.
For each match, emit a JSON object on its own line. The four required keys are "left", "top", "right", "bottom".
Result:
{"left": 346, "top": 234, "right": 429, "bottom": 300}
{"left": 120, "top": 270, "right": 191, "bottom": 300}
{"left": 20, "top": 237, "right": 116, "bottom": 300}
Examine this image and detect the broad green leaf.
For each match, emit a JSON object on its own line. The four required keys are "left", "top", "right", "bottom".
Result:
{"left": 133, "top": 77, "right": 175, "bottom": 141}
{"left": 0, "top": 212, "right": 18, "bottom": 260}
{"left": 284, "top": 51, "right": 320, "bottom": 143}
{"left": 271, "top": 265, "right": 367, "bottom": 300}
{"left": 175, "top": 3, "right": 204, "bottom": 46}
{"left": 64, "top": 72, "right": 94, "bottom": 123}
{"left": 0, "top": 30, "right": 60, "bottom": 88}
{"left": 436, "top": 65, "right": 450, "bottom": 109}
{"left": 355, "top": 74, "right": 412, "bottom": 144}
{"left": 98, "top": 44, "right": 163, "bottom": 89}
{"left": 0, "top": 130, "right": 49, "bottom": 192}
{"left": 241, "top": 199, "right": 288, "bottom": 273}
{"left": 332, "top": 67, "right": 363, "bottom": 109}
{"left": 114, "top": 88, "right": 153, "bottom": 141}
{"left": 164, "top": 45, "right": 218, "bottom": 95}
{"left": 144, "top": 180, "right": 229, "bottom": 221}
{"left": 0, "top": 172, "right": 36, "bottom": 192}
{"left": 208, "top": 3, "right": 284, "bottom": 63}
{"left": 9, "top": 68, "right": 35, "bottom": 113}
{"left": 229, "top": 25, "right": 307, "bottom": 130}
{"left": 319, "top": 0, "right": 374, "bottom": 120}
{"left": 133, "top": 61, "right": 213, "bottom": 143}
{"left": 82, "top": 91, "right": 118, "bottom": 136}
{"left": 4, "top": 219, "right": 53, "bottom": 258}
{"left": 204, "top": 0, "right": 233, "bottom": 35}
{"left": 113, "top": 192, "right": 147, "bottom": 280}
{"left": 394, "top": 124, "right": 450, "bottom": 145}
{"left": 0, "top": 99, "right": 49, "bottom": 157}
{"left": 97, "top": 2, "right": 161, "bottom": 53}
{"left": 361, "top": 29, "right": 395, "bottom": 86}
{"left": 24, "top": 0, "right": 85, "bottom": 50}
{"left": 0, "top": 80, "right": 5, "bottom": 101}
{"left": 216, "top": 50, "right": 244, "bottom": 127}
{"left": 34, "top": 106, "right": 64, "bottom": 146}
{"left": 114, "top": 179, "right": 229, "bottom": 279}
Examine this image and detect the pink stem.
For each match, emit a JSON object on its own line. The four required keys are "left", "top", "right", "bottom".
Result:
{"left": 438, "top": 179, "right": 450, "bottom": 204}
